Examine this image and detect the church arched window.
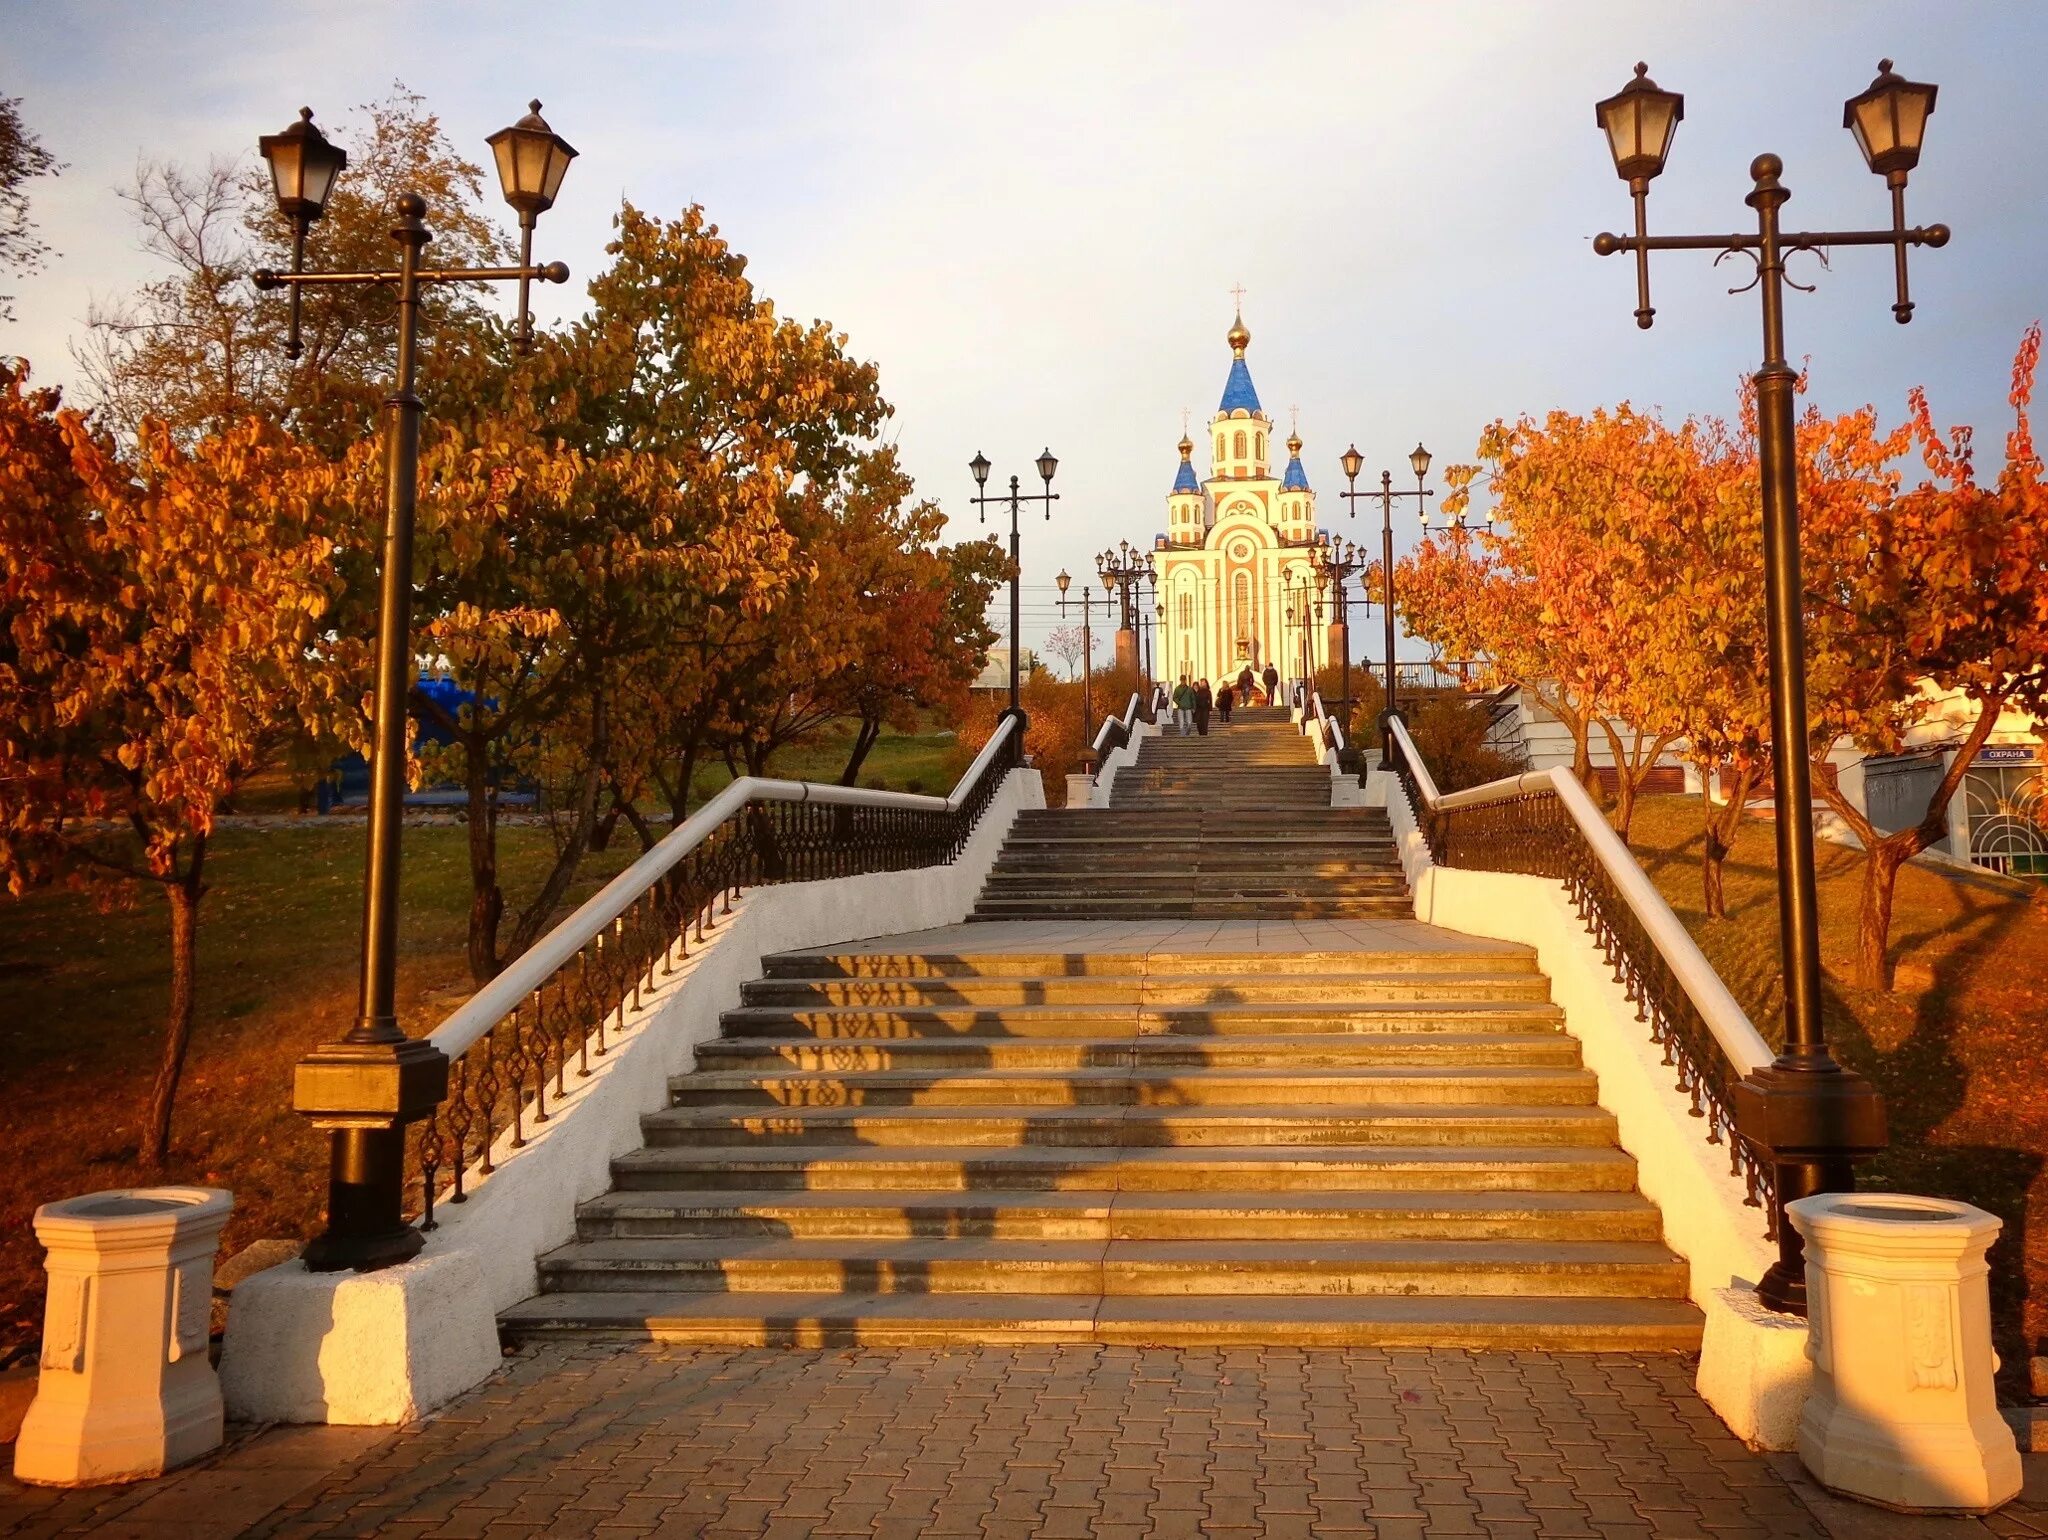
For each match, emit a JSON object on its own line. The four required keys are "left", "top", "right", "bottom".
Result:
{"left": 1256, "top": 432, "right": 1265, "bottom": 461}
{"left": 1233, "top": 430, "right": 1247, "bottom": 458}
{"left": 1178, "top": 592, "right": 1194, "bottom": 630}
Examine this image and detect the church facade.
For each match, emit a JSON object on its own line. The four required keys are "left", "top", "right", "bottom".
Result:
{"left": 1154, "top": 310, "right": 1334, "bottom": 693}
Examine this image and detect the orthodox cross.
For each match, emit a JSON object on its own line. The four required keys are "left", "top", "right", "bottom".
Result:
{"left": 1229, "top": 282, "right": 1247, "bottom": 311}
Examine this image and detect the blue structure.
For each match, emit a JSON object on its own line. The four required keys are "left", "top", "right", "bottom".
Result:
{"left": 1219, "top": 355, "right": 1261, "bottom": 414}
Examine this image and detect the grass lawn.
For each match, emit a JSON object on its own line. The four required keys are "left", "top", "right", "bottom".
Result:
{"left": 0, "top": 821, "right": 638, "bottom": 1368}
{"left": 685, "top": 721, "right": 961, "bottom": 801}
{"left": 0, "top": 721, "right": 963, "bottom": 1368}
{"left": 1626, "top": 795, "right": 2048, "bottom": 1387}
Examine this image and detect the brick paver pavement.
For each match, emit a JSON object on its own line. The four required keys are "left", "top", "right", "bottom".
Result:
{"left": 5, "top": 1345, "right": 2044, "bottom": 1538}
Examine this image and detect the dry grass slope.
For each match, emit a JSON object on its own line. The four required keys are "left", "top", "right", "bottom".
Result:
{"left": 1626, "top": 795, "right": 2048, "bottom": 1392}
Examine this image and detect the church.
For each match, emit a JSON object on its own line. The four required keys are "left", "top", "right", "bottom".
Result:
{"left": 1154, "top": 307, "right": 1335, "bottom": 693}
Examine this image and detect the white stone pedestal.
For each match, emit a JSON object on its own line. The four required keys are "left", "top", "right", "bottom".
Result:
{"left": 13, "top": 1187, "right": 233, "bottom": 1486}
{"left": 1065, "top": 773, "right": 1095, "bottom": 809}
{"left": 1791, "top": 1191, "right": 2021, "bottom": 1514}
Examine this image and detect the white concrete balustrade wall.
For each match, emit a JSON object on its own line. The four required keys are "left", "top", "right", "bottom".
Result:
{"left": 220, "top": 766, "right": 1045, "bottom": 1427}
{"left": 1368, "top": 768, "right": 1814, "bottom": 1450}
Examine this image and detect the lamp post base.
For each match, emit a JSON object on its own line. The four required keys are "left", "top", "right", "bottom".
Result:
{"left": 1733, "top": 1058, "right": 1889, "bottom": 1317}
{"left": 294, "top": 1037, "right": 449, "bottom": 1274}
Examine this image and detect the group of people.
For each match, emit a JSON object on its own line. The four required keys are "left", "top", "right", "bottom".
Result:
{"left": 1170, "top": 663, "right": 1282, "bottom": 737}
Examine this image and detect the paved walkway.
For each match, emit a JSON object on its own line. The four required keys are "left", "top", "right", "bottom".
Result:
{"left": 5, "top": 1345, "right": 2043, "bottom": 1538}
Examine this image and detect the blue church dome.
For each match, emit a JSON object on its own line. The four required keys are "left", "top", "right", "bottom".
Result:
{"left": 1280, "top": 454, "right": 1310, "bottom": 492}
{"left": 1219, "top": 357, "right": 1261, "bottom": 414}
{"left": 1173, "top": 458, "right": 1202, "bottom": 494}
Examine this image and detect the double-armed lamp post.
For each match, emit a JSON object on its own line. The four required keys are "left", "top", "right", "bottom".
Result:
{"left": 970, "top": 450, "right": 1059, "bottom": 719}
{"left": 1338, "top": 443, "right": 1434, "bottom": 766}
{"left": 253, "top": 101, "right": 577, "bottom": 1272}
{"left": 1098, "top": 540, "right": 1153, "bottom": 683}
{"left": 1591, "top": 59, "right": 1947, "bottom": 1314}
{"left": 1312, "top": 533, "right": 1371, "bottom": 732}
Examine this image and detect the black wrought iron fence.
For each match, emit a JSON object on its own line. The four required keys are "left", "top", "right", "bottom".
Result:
{"left": 412, "top": 716, "right": 1025, "bottom": 1227}
{"left": 1387, "top": 725, "right": 1779, "bottom": 1236}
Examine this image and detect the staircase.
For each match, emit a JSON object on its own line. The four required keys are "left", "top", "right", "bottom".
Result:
{"left": 974, "top": 708, "right": 1408, "bottom": 920}
{"left": 498, "top": 711, "right": 1702, "bottom": 1352}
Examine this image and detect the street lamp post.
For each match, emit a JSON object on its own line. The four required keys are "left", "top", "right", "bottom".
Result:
{"left": 1056, "top": 569, "right": 1098, "bottom": 775}
{"left": 1590, "top": 59, "right": 1944, "bottom": 1315}
{"left": 253, "top": 100, "right": 576, "bottom": 1273}
{"left": 970, "top": 450, "right": 1059, "bottom": 720}
{"left": 1098, "top": 541, "right": 1152, "bottom": 681}
{"left": 1339, "top": 443, "right": 1434, "bottom": 766}
{"left": 1313, "top": 533, "right": 1370, "bottom": 738}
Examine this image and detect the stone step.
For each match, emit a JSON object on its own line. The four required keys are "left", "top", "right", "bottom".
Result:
{"left": 638, "top": 1103, "right": 1622, "bottom": 1149}
{"left": 607, "top": 1143, "right": 1644, "bottom": 1194}
{"left": 966, "top": 901, "right": 1418, "bottom": 920}
{"left": 571, "top": 1188, "right": 1666, "bottom": 1243}
{"left": 978, "top": 879, "right": 1409, "bottom": 898}
{"left": 531, "top": 1237, "right": 1690, "bottom": 1299}
{"left": 498, "top": 1291, "right": 1704, "bottom": 1351}
{"left": 717, "top": 1001, "right": 1568, "bottom": 1040}
{"left": 984, "top": 857, "right": 1403, "bottom": 873}
{"left": 668, "top": 1066, "right": 1600, "bottom": 1109}
{"left": 757, "top": 948, "right": 1528, "bottom": 980}
{"left": 695, "top": 1032, "right": 1582, "bottom": 1073}
{"left": 739, "top": 973, "right": 1553, "bottom": 1008}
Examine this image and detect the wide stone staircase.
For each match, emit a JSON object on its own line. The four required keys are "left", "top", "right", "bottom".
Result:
{"left": 498, "top": 711, "right": 1702, "bottom": 1351}
{"left": 973, "top": 709, "right": 1408, "bottom": 920}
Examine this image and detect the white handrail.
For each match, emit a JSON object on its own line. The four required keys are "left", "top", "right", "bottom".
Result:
{"left": 427, "top": 714, "right": 1022, "bottom": 1062}
{"left": 1091, "top": 692, "right": 1145, "bottom": 759}
{"left": 1307, "top": 690, "right": 1346, "bottom": 754}
{"left": 1387, "top": 715, "right": 1771, "bottom": 1074}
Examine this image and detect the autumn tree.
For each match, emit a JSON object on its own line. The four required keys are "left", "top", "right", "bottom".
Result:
{"left": 1803, "top": 326, "right": 2048, "bottom": 987}
{"left": 0, "top": 92, "right": 60, "bottom": 323}
{"left": 753, "top": 453, "right": 1002, "bottom": 788}
{"left": 549, "top": 202, "right": 890, "bottom": 830}
{"left": 76, "top": 83, "right": 508, "bottom": 446}
{"left": 0, "top": 366, "right": 348, "bottom": 1164}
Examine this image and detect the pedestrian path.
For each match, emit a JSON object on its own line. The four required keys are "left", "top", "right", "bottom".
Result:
{"left": 8, "top": 1342, "right": 2041, "bottom": 1537}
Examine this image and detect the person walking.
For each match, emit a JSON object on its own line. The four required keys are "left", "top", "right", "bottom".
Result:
{"left": 1237, "top": 665, "right": 1255, "bottom": 706}
{"left": 1172, "top": 677, "right": 1196, "bottom": 736}
{"left": 1216, "top": 682, "right": 1234, "bottom": 724}
{"left": 1261, "top": 662, "right": 1279, "bottom": 707}
{"left": 1194, "top": 679, "right": 1213, "bottom": 736}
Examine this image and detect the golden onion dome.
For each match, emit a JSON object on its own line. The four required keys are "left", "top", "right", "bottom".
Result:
{"left": 1178, "top": 434, "right": 1194, "bottom": 457}
{"left": 1286, "top": 430, "right": 1303, "bottom": 455}
{"left": 1227, "top": 311, "right": 1251, "bottom": 355}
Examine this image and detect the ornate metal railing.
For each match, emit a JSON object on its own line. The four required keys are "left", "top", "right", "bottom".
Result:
{"left": 1385, "top": 717, "right": 1783, "bottom": 1236}
{"left": 410, "top": 713, "right": 1026, "bottom": 1226}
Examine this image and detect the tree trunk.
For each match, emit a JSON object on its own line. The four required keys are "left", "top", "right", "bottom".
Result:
{"left": 506, "top": 693, "right": 610, "bottom": 962}
{"left": 1820, "top": 697, "right": 2003, "bottom": 992}
{"left": 617, "top": 798, "right": 658, "bottom": 854}
{"left": 1857, "top": 840, "right": 1911, "bottom": 991}
{"left": 839, "top": 715, "right": 884, "bottom": 786}
{"left": 464, "top": 730, "right": 504, "bottom": 985}
{"left": 1700, "top": 761, "right": 1756, "bottom": 922}
{"left": 141, "top": 853, "right": 206, "bottom": 1170}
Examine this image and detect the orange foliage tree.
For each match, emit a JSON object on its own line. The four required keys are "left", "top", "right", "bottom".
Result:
{"left": 0, "top": 366, "right": 349, "bottom": 1164}
{"left": 1802, "top": 326, "right": 2048, "bottom": 987}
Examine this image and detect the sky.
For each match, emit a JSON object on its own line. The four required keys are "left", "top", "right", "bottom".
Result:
{"left": 7, "top": 2, "right": 2046, "bottom": 664}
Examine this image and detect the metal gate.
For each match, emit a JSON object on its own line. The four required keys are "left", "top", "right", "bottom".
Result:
{"left": 1864, "top": 751, "right": 1947, "bottom": 847}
